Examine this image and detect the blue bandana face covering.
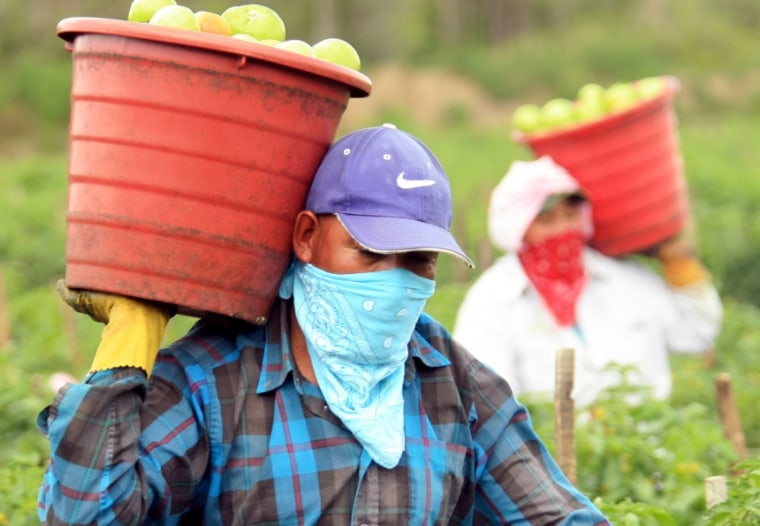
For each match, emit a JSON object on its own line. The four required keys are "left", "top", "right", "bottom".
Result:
{"left": 279, "top": 261, "right": 435, "bottom": 468}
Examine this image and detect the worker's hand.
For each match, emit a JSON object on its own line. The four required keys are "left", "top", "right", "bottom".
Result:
{"left": 58, "top": 279, "right": 125, "bottom": 324}
{"left": 57, "top": 280, "right": 176, "bottom": 376}
{"left": 651, "top": 233, "right": 710, "bottom": 287}
{"left": 652, "top": 229, "right": 698, "bottom": 261}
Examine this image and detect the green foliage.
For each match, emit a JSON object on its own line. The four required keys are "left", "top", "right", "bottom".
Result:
{"left": 0, "top": 351, "right": 51, "bottom": 525}
{"left": 3, "top": 0, "right": 760, "bottom": 521}
{"left": 0, "top": 157, "right": 68, "bottom": 291}
{"left": 594, "top": 497, "right": 678, "bottom": 526}
{"left": 8, "top": 284, "right": 80, "bottom": 373}
{"left": 704, "top": 457, "right": 760, "bottom": 525}
{"left": 582, "top": 393, "right": 734, "bottom": 521}
{"left": 4, "top": 114, "right": 760, "bottom": 524}
{"left": 0, "top": 463, "right": 47, "bottom": 525}
{"left": 670, "top": 298, "right": 760, "bottom": 455}
{"left": 521, "top": 365, "right": 738, "bottom": 525}
{"left": 11, "top": 52, "right": 72, "bottom": 125}
{"left": 681, "top": 117, "right": 760, "bottom": 304}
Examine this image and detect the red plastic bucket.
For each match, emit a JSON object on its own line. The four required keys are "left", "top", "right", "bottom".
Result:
{"left": 57, "top": 17, "right": 371, "bottom": 324}
{"left": 513, "top": 76, "right": 687, "bottom": 256}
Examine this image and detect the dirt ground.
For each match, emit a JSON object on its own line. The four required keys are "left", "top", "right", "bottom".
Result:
{"left": 339, "top": 62, "right": 515, "bottom": 131}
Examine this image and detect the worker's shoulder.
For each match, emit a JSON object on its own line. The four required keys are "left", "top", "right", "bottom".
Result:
{"left": 414, "top": 312, "right": 480, "bottom": 375}
{"left": 586, "top": 248, "right": 661, "bottom": 280}
{"left": 162, "top": 315, "right": 266, "bottom": 370}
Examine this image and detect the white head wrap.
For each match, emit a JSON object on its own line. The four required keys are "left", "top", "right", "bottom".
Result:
{"left": 488, "top": 155, "right": 593, "bottom": 252}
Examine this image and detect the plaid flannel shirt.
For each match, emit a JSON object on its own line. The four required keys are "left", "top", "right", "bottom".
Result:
{"left": 37, "top": 299, "right": 609, "bottom": 525}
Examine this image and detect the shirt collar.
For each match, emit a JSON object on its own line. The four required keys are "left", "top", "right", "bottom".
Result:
{"left": 583, "top": 247, "right": 619, "bottom": 280}
{"left": 256, "top": 300, "right": 451, "bottom": 393}
{"left": 256, "top": 299, "right": 298, "bottom": 394}
{"left": 408, "top": 315, "right": 452, "bottom": 368}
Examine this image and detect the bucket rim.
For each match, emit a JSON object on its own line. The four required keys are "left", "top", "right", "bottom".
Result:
{"left": 57, "top": 16, "right": 372, "bottom": 98}
{"left": 512, "top": 75, "right": 680, "bottom": 146}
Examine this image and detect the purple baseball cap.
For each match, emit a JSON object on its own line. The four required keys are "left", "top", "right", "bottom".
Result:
{"left": 306, "top": 123, "right": 474, "bottom": 267}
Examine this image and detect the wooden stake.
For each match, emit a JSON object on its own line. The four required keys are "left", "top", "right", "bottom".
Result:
{"left": 705, "top": 475, "right": 728, "bottom": 509}
{"left": 0, "top": 269, "right": 10, "bottom": 349}
{"left": 702, "top": 346, "right": 716, "bottom": 369}
{"left": 715, "top": 373, "right": 748, "bottom": 461}
{"left": 554, "top": 347, "right": 576, "bottom": 484}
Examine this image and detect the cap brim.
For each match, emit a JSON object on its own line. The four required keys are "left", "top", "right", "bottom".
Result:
{"left": 337, "top": 213, "right": 475, "bottom": 268}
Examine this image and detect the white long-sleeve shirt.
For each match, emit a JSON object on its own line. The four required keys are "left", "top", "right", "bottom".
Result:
{"left": 453, "top": 248, "right": 723, "bottom": 407}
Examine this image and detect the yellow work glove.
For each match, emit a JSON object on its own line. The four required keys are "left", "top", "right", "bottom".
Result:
{"left": 654, "top": 234, "right": 710, "bottom": 288}
{"left": 57, "top": 280, "right": 175, "bottom": 376}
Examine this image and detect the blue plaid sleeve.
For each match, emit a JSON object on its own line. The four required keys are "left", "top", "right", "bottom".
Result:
{"left": 36, "top": 364, "right": 208, "bottom": 525}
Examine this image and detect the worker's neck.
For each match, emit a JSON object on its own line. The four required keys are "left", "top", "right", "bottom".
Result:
{"left": 288, "top": 304, "right": 317, "bottom": 384}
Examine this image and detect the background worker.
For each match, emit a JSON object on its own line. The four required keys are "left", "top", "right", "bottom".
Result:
{"left": 454, "top": 155, "right": 723, "bottom": 406}
{"left": 38, "top": 126, "right": 609, "bottom": 525}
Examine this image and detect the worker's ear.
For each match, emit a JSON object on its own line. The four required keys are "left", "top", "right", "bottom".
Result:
{"left": 292, "top": 210, "right": 319, "bottom": 263}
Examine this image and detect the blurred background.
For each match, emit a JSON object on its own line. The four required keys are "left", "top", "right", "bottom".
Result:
{"left": 1, "top": 1, "right": 760, "bottom": 524}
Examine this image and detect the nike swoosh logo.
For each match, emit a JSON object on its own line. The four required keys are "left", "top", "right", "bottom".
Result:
{"left": 396, "top": 171, "right": 437, "bottom": 190}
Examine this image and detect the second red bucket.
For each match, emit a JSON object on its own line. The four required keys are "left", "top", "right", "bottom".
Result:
{"left": 513, "top": 76, "right": 687, "bottom": 256}
{"left": 58, "top": 17, "right": 372, "bottom": 324}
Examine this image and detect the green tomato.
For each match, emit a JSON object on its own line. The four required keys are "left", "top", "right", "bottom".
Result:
{"left": 275, "top": 39, "right": 316, "bottom": 57}
{"left": 577, "top": 82, "right": 606, "bottom": 103}
{"left": 221, "top": 4, "right": 286, "bottom": 41}
{"left": 637, "top": 76, "right": 667, "bottom": 100}
{"left": 127, "top": 0, "right": 177, "bottom": 23}
{"left": 312, "top": 38, "right": 361, "bottom": 71}
{"left": 231, "top": 33, "right": 258, "bottom": 43}
{"left": 149, "top": 5, "right": 200, "bottom": 31}
{"left": 511, "top": 103, "right": 543, "bottom": 133}
{"left": 541, "top": 98, "right": 576, "bottom": 130}
{"left": 604, "top": 82, "right": 639, "bottom": 112}
{"left": 574, "top": 98, "right": 606, "bottom": 123}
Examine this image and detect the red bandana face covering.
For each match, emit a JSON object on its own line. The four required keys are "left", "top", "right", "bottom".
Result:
{"left": 518, "top": 230, "right": 588, "bottom": 327}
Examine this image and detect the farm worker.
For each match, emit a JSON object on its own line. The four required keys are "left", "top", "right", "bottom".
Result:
{"left": 453, "top": 155, "right": 723, "bottom": 407}
{"left": 37, "top": 125, "right": 610, "bottom": 525}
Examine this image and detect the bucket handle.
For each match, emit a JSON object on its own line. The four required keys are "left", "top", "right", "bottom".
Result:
{"left": 237, "top": 56, "right": 247, "bottom": 69}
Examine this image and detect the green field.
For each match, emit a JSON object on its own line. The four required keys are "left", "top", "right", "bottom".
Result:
{"left": 3, "top": 1, "right": 760, "bottom": 524}
{"left": 3, "top": 113, "right": 759, "bottom": 524}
